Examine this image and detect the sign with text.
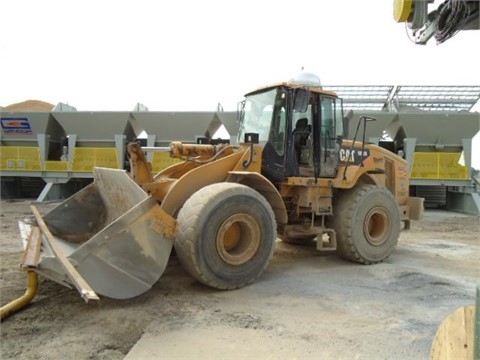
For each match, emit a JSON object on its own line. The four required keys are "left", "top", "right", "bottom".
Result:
{"left": 339, "top": 146, "right": 370, "bottom": 165}
{"left": 1, "top": 117, "right": 33, "bottom": 134}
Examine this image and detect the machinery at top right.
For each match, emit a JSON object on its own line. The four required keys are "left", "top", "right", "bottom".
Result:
{"left": 394, "top": 0, "right": 480, "bottom": 44}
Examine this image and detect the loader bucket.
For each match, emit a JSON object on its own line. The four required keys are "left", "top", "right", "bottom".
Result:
{"left": 22, "top": 167, "right": 174, "bottom": 299}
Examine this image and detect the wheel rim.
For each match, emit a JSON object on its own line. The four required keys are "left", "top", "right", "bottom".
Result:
{"left": 363, "top": 207, "right": 390, "bottom": 246}
{"left": 216, "top": 213, "right": 260, "bottom": 265}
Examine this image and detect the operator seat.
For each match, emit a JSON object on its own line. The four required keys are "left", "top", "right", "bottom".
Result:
{"left": 293, "top": 118, "right": 311, "bottom": 164}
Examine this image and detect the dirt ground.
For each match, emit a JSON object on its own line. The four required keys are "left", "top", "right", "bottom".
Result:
{"left": 0, "top": 199, "right": 479, "bottom": 360}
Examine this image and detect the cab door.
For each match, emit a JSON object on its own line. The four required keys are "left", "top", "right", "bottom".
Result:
{"left": 316, "top": 96, "right": 343, "bottom": 178}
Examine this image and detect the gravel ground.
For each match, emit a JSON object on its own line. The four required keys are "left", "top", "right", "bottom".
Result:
{"left": 1, "top": 199, "right": 479, "bottom": 359}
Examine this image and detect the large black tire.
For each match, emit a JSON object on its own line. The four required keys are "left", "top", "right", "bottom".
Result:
{"left": 174, "top": 182, "right": 277, "bottom": 289}
{"left": 331, "top": 184, "right": 400, "bottom": 264}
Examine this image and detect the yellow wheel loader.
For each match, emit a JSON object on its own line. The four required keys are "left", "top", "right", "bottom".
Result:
{"left": 1, "top": 72, "right": 423, "bottom": 319}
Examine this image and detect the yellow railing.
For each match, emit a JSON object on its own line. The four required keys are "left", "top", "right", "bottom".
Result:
{"left": 0, "top": 146, "right": 179, "bottom": 174}
{"left": 71, "top": 147, "right": 120, "bottom": 172}
{"left": 0, "top": 147, "right": 469, "bottom": 181}
{"left": 45, "top": 161, "right": 68, "bottom": 171}
{"left": 411, "top": 152, "right": 468, "bottom": 180}
{"left": 0, "top": 146, "right": 120, "bottom": 172}
{"left": 0, "top": 146, "right": 42, "bottom": 171}
{"left": 151, "top": 152, "right": 182, "bottom": 172}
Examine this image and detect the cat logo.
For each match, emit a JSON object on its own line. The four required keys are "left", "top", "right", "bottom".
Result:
{"left": 339, "top": 147, "right": 370, "bottom": 165}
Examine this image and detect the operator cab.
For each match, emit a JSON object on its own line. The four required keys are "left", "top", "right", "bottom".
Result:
{"left": 238, "top": 72, "right": 345, "bottom": 182}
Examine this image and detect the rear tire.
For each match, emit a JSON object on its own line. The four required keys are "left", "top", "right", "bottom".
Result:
{"left": 174, "top": 183, "right": 277, "bottom": 289}
{"left": 331, "top": 184, "right": 400, "bottom": 264}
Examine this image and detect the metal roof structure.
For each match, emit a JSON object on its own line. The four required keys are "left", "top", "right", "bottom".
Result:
{"left": 325, "top": 86, "right": 394, "bottom": 111}
{"left": 325, "top": 85, "right": 480, "bottom": 112}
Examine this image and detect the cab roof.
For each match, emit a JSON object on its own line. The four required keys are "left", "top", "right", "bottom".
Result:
{"left": 245, "top": 81, "right": 338, "bottom": 98}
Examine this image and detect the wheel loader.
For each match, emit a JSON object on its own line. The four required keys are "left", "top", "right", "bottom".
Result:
{"left": 1, "top": 72, "right": 423, "bottom": 320}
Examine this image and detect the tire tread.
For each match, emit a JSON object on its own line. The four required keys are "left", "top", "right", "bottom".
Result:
{"left": 331, "top": 184, "right": 399, "bottom": 265}
{"left": 175, "top": 182, "right": 276, "bottom": 289}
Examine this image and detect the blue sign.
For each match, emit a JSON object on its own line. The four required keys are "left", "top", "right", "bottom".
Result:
{"left": 1, "top": 117, "right": 32, "bottom": 134}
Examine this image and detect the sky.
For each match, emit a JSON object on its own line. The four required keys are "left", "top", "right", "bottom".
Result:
{"left": 2, "top": 0, "right": 480, "bottom": 166}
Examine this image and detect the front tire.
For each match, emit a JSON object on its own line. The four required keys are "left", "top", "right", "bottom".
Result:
{"left": 174, "top": 182, "right": 277, "bottom": 289}
{"left": 331, "top": 184, "right": 400, "bottom": 264}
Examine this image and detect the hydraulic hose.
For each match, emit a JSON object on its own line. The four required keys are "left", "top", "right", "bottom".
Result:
{"left": 0, "top": 271, "right": 38, "bottom": 321}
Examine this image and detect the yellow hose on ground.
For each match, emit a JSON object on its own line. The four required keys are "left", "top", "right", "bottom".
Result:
{"left": 0, "top": 271, "right": 38, "bottom": 321}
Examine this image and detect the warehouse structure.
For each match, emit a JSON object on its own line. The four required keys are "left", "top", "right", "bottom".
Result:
{"left": 0, "top": 103, "right": 235, "bottom": 200}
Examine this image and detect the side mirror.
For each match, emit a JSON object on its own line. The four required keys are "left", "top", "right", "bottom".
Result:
{"left": 236, "top": 100, "right": 245, "bottom": 122}
{"left": 293, "top": 88, "right": 310, "bottom": 112}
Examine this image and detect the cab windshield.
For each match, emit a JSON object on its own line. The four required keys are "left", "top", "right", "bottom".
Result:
{"left": 237, "top": 88, "right": 278, "bottom": 144}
